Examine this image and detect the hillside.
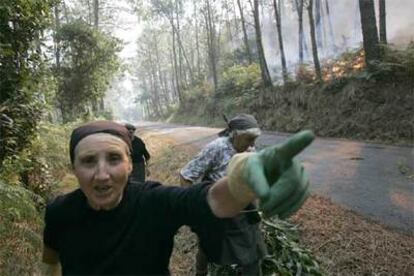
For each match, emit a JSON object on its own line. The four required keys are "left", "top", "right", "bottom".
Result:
{"left": 169, "top": 48, "right": 414, "bottom": 145}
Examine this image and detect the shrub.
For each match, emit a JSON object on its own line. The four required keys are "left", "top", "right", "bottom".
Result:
{"left": 217, "top": 64, "right": 261, "bottom": 97}
{"left": 0, "top": 181, "right": 44, "bottom": 275}
{"left": 0, "top": 121, "right": 74, "bottom": 199}
{"left": 261, "top": 218, "right": 322, "bottom": 275}
{"left": 361, "top": 43, "right": 414, "bottom": 81}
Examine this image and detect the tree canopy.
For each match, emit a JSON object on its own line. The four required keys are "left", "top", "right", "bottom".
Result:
{"left": 55, "top": 20, "right": 121, "bottom": 122}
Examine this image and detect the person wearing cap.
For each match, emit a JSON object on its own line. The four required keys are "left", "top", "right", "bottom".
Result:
{"left": 42, "top": 120, "right": 314, "bottom": 275}
{"left": 124, "top": 123, "right": 151, "bottom": 183}
{"left": 180, "top": 114, "right": 266, "bottom": 276}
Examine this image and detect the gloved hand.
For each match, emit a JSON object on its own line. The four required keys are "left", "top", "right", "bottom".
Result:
{"left": 227, "top": 130, "right": 314, "bottom": 219}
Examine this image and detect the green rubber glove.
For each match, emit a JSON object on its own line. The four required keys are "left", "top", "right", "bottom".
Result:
{"left": 227, "top": 130, "right": 314, "bottom": 219}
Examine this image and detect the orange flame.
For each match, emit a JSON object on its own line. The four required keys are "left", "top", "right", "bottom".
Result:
{"left": 322, "top": 50, "right": 366, "bottom": 81}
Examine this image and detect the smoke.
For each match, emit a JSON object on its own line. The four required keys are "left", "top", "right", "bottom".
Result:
{"left": 105, "top": 72, "right": 143, "bottom": 121}
{"left": 259, "top": 0, "right": 414, "bottom": 80}
{"left": 385, "top": 0, "right": 414, "bottom": 45}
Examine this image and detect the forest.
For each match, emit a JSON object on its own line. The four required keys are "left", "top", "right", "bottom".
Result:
{"left": 0, "top": 0, "right": 413, "bottom": 275}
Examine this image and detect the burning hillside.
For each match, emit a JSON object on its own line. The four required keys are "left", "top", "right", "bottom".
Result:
{"left": 323, "top": 50, "right": 366, "bottom": 80}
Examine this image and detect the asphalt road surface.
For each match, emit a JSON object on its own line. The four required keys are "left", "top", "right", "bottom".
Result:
{"left": 137, "top": 122, "right": 414, "bottom": 234}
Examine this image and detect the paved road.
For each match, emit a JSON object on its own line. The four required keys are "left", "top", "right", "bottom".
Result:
{"left": 137, "top": 122, "right": 414, "bottom": 234}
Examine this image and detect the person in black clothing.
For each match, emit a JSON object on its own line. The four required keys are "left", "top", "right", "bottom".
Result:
{"left": 125, "top": 123, "right": 150, "bottom": 183}
{"left": 42, "top": 120, "right": 314, "bottom": 275}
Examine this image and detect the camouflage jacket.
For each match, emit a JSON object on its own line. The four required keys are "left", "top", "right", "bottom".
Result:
{"left": 180, "top": 137, "right": 236, "bottom": 183}
{"left": 181, "top": 137, "right": 266, "bottom": 264}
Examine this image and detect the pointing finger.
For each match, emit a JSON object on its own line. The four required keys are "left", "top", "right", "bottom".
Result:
{"left": 277, "top": 130, "right": 315, "bottom": 162}
{"left": 244, "top": 156, "right": 270, "bottom": 199}
{"left": 259, "top": 161, "right": 300, "bottom": 212}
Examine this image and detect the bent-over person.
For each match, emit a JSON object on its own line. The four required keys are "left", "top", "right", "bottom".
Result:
{"left": 180, "top": 114, "right": 266, "bottom": 276}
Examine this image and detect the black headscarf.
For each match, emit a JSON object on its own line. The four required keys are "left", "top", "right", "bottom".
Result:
{"left": 69, "top": 121, "right": 132, "bottom": 165}
{"left": 125, "top": 123, "right": 136, "bottom": 131}
{"left": 218, "top": 114, "right": 260, "bottom": 137}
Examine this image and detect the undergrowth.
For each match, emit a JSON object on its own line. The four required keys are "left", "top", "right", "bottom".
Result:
{"left": 0, "top": 121, "right": 77, "bottom": 275}
{"left": 0, "top": 182, "right": 44, "bottom": 275}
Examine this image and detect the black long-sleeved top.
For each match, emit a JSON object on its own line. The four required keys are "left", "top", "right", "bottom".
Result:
{"left": 43, "top": 181, "right": 216, "bottom": 275}
{"left": 131, "top": 136, "right": 150, "bottom": 163}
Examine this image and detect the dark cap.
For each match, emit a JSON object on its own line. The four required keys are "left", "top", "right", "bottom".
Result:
{"left": 218, "top": 114, "right": 260, "bottom": 137}
{"left": 69, "top": 121, "right": 132, "bottom": 165}
{"left": 125, "top": 123, "right": 136, "bottom": 131}
{"left": 228, "top": 114, "right": 259, "bottom": 130}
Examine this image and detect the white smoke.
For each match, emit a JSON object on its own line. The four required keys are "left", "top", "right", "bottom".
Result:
{"left": 259, "top": 0, "right": 414, "bottom": 80}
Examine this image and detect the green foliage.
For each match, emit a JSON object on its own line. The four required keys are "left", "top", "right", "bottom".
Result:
{"left": 0, "top": 120, "right": 75, "bottom": 274}
{"left": 31, "top": 122, "right": 73, "bottom": 179}
{"left": 56, "top": 20, "right": 121, "bottom": 122}
{"left": 0, "top": 121, "right": 74, "bottom": 199}
{"left": 208, "top": 218, "right": 322, "bottom": 276}
{"left": 183, "top": 81, "right": 214, "bottom": 107}
{"left": 261, "top": 218, "right": 323, "bottom": 275}
{"left": 171, "top": 64, "right": 262, "bottom": 126}
{"left": 221, "top": 46, "right": 259, "bottom": 68}
{"left": 0, "top": 181, "right": 44, "bottom": 275}
{"left": 358, "top": 43, "right": 414, "bottom": 81}
{"left": 0, "top": 0, "right": 56, "bottom": 166}
{"left": 217, "top": 63, "right": 261, "bottom": 97}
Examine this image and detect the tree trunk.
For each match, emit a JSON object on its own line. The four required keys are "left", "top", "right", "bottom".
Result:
{"left": 87, "top": 0, "right": 92, "bottom": 25}
{"left": 325, "top": 0, "right": 336, "bottom": 52}
{"left": 237, "top": 0, "right": 253, "bottom": 64}
{"left": 167, "top": 19, "right": 195, "bottom": 85}
{"left": 175, "top": 0, "right": 184, "bottom": 87}
{"left": 147, "top": 56, "right": 162, "bottom": 117}
{"left": 295, "top": 0, "right": 305, "bottom": 64}
{"left": 154, "top": 35, "right": 167, "bottom": 105}
{"left": 205, "top": 0, "right": 218, "bottom": 92}
{"left": 169, "top": 49, "right": 178, "bottom": 101}
{"left": 171, "top": 28, "right": 182, "bottom": 103}
{"left": 253, "top": 0, "right": 272, "bottom": 88}
{"left": 99, "top": 97, "right": 104, "bottom": 110}
{"left": 272, "top": 0, "right": 288, "bottom": 83}
{"left": 359, "top": 0, "right": 380, "bottom": 67}
{"left": 194, "top": 2, "right": 201, "bottom": 78}
{"left": 315, "top": 0, "right": 323, "bottom": 49}
{"left": 62, "top": 1, "right": 69, "bottom": 22}
{"left": 93, "top": 0, "right": 99, "bottom": 28}
{"left": 54, "top": 5, "right": 61, "bottom": 70}
{"left": 379, "top": 0, "right": 387, "bottom": 44}
{"left": 224, "top": 0, "right": 233, "bottom": 45}
{"left": 308, "top": 0, "right": 322, "bottom": 81}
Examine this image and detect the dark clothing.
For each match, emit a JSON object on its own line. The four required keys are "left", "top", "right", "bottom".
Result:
{"left": 196, "top": 248, "right": 262, "bottom": 276}
{"left": 195, "top": 206, "right": 265, "bottom": 276}
{"left": 196, "top": 245, "right": 209, "bottom": 276}
{"left": 130, "top": 161, "right": 146, "bottom": 183}
{"left": 197, "top": 204, "right": 266, "bottom": 266}
{"left": 43, "top": 181, "right": 216, "bottom": 275}
{"left": 131, "top": 136, "right": 150, "bottom": 164}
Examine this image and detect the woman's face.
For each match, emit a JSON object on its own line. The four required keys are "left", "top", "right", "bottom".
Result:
{"left": 232, "top": 133, "right": 258, "bottom": 153}
{"left": 73, "top": 134, "right": 132, "bottom": 210}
